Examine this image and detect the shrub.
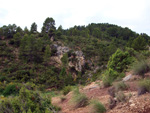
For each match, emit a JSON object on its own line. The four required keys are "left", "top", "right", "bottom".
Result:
{"left": 0, "top": 87, "right": 59, "bottom": 113}
{"left": 108, "top": 49, "right": 133, "bottom": 73}
{"left": 91, "top": 100, "right": 106, "bottom": 113}
{"left": 24, "top": 82, "right": 36, "bottom": 90}
{"left": 72, "top": 88, "right": 89, "bottom": 108}
{"left": 131, "top": 35, "right": 147, "bottom": 51}
{"left": 116, "top": 91, "right": 126, "bottom": 102}
{"left": 63, "top": 85, "right": 72, "bottom": 95}
{"left": 102, "top": 72, "right": 113, "bottom": 87}
{"left": 114, "top": 81, "right": 128, "bottom": 92}
{"left": 0, "top": 76, "right": 7, "bottom": 82}
{"left": 132, "top": 60, "right": 150, "bottom": 77}
{"left": 138, "top": 79, "right": 150, "bottom": 96}
{"left": 3, "top": 84, "right": 19, "bottom": 96}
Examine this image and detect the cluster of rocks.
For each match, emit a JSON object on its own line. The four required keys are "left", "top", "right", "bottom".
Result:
{"left": 51, "top": 44, "right": 86, "bottom": 72}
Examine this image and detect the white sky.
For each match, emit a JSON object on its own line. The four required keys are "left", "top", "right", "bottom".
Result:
{"left": 0, "top": 0, "right": 150, "bottom": 35}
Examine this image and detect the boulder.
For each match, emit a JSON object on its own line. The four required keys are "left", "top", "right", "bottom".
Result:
{"left": 123, "top": 74, "right": 132, "bottom": 82}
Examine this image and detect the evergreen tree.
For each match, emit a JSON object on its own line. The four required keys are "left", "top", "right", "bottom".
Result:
{"left": 13, "top": 32, "right": 22, "bottom": 47}
{"left": 24, "top": 27, "right": 29, "bottom": 34}
{"left": 30, "top": 22, "right": 37, "bottom": 33}
{"left": 44, "top": 45, "right": 51, "bottom": 62}
{"left": 19, "top": 34, "right": 42, "bottom": 63}
{"left": 132, "top": 35, "right": 147, "bottom": 51}
{"left": 42, "top": 17, "right": 55, "bottom": 34}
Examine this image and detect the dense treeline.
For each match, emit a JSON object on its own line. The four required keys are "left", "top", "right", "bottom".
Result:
{"left": 0, "top": 17, "right": 150, "bottom": 89}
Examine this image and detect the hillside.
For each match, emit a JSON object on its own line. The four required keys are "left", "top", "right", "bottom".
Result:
{"left": 0, "top": 17, "right": 150, "bottom": 112}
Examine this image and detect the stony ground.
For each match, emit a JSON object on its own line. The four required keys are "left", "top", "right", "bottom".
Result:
{"left": 52, "top": 75, "right": 150, "bottom": 113}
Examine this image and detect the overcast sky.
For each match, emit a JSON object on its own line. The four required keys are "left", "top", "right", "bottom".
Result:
{"left": 0, "top": 0, "right": 150, "bottom": 35}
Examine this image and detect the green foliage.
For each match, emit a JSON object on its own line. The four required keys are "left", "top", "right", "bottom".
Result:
{"left": 13, "top": 32, "right": 21, "bottom": 47}
{"left": 132, "top": 60, "right": 150, "bottom": 76}
{"left": 0, "top": 76, "right": 7, "bottom": 82}
{"left": 30, "top": 22, "right": 37, "bottom": 34}
{"left": 0, "top": 20, "right": 150, "bottom": 95}
{"left": 19, "top": 34, "right": 43, "bottom": 63}
{"left": 102, "top": 69, "right": 126, "bottom": 87}
{"left": 91, "top": 100, "right": 106, "bottom": 113}
{"left": 61, "top": 53, "right": 68, "bottom": 67}
{"left": 102, "top": 72, "right": 113, "bottom": 87}
{"left": 3, "top": 83, "right": 19, "bottom": 96}
{"left": 132, "top": 35, "right": 148, "bottom": 51}
{"left": 72, "top": 88, "right": 89, "bottom": 108}
{"left": 138, "top": 79, "right": 150, "bottom": 93}
{"left": 63, "top": 85, "right": 72, "bottom": 95}
{"left": 2, "top": 24, "right": 17, "bottom": 38}
{"left": 0, "top": 87, "right": 59, "bottom": 113}
{"left": 108, "top": 49, "right": 133, "bottom": 73}
{"left": 42, "top": 17, "right": 55, "bottom": 35}
{"left": 44, "top": 45, "right": 51, "bottom": 62}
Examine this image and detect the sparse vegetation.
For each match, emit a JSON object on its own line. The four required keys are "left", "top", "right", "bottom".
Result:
{"left": 63, "top": 85, "right": 72, "bottom": 95}
{"left": 60, "top": 96, "right": 66, "bottom": 102}
{"left": 116, "top": 91, "right": 126, "bottom": 102}
{"left": 102, "top": 73, "right": 113, "bottom": 87}
{"left": 91, "top": 100, "right": 106, "bottom": 113}
{"left": 72, "top": 88, "right": 89, "bottom": 108}
{"left": 132, "top": 60, "right": 150, "bottom": 77}
{"left": 114, "top": 81, "right": 128, "bottom": 92}
{"left": 138, "top": 79, "right": 150, "bottom": 95}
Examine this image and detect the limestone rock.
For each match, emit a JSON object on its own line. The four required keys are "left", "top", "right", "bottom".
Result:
{"left": 123, "top": 74, "right": 132, "bottom": 82}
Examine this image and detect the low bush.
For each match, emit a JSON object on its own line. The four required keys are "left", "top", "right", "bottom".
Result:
{"left": 102, "top": 73, "right": 113, "bottom": 87}
{"left": 138, "top": 79, "right": 150, "bottom": 96}
{"left": 91, "top": 100, "right": 106, "bottom": 113}
{"left": 114, "top": 81, "right": 128, "bottom": 92}
{"left": 63, "top": 85, "right": 72, "bottom": 95}
{"left": 72, "top": 88, "right": 89, "bottom": 108}
{"left": 3, "top": 83, "right": 19, "bottom": 96}
{"left": 132, "top": 60, "right": 150, "bottom": 76}
{"left": 0, "top": 87, "right": 59, "bottom": 113}
{"left": 116, "top": 91, "right": 126, "bottom": 102}
{"left": 0, "top": 76, "right": 7, "bottom": 82}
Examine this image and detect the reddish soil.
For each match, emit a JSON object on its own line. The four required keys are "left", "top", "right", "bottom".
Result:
{"left": 52, "top": 79, "right": 150, "bottom": 113}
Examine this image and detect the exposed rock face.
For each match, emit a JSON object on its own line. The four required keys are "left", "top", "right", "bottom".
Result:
{"left": 57, "top": 46, "right": 70, "bottom": 56}
{"left": 69, "top": 51, "right": 85, "bottom": 72}
{"left": 51, "top": 44, "right": 85, "bottom": 72}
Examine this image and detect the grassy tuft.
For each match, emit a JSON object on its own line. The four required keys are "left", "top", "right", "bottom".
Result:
{"left": 138, "top": 79, "right": 150, "bottom": 95}
{"left": 72, "top": 88, "right": 89, "bottom": 108}
{"left": 116, "top": 91, "right": 126, "bottom": 102}
{"left": 114, "top": 81, "right": 128, "bottom": 92}
{"left": 62, "top": 85, "right": 72, "bottom": 95}
{"left": 132, "top": 60, "right": 150, "bottom": 76}
{"left": 91, "top": 100, "right": 106, "bottom": 113}
{"left": 102, "top": 74, "right": 112, "bottom": 88}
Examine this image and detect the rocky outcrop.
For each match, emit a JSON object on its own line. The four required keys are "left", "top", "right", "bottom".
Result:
{"left": 51, "top": 44, "right": 85, "bottom": 72}
{"left": 68, "top": 51, "right": 85, "bottom": 72}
